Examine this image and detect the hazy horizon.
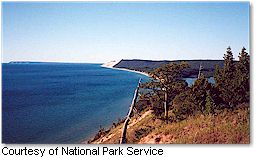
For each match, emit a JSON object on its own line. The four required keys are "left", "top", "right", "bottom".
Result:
{"left": 5, "top": 58, "right": 233, "bottom": 64}
{"left": 2, "top": 2, "right": 250, "bottom": 63}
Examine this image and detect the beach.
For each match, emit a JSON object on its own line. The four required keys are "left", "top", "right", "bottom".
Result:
{"left": 101, "top": 60, "right": 150, "bottom": 77}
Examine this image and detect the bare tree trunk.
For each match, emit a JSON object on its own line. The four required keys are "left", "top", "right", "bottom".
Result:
{"left": 164, "top": 91, "right": 168, "bottom": 124}
{"left": 198, "top": 62, "right": 203, "bottom": 79}
{"left": 120, "top": 78, "right": 141, "bottom": 144}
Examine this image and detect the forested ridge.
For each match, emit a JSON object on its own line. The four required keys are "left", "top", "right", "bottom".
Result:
{"left": 114, "top": 59, "right": 225, "bottom": 77}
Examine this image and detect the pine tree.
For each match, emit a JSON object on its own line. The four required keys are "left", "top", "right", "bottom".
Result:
{"left": 205, "top": 91, "right": 215, "bottom": 115}
{"left": 191, "top": 74, "right": 211, "bottom": 113}
{"left": 172, "top": 74, "right": 214, "bottom": 120}
{"left": 235, "top": 47, "right": 250, "bottom": 103}
{"left": 216, "top": 47, "right": 237, "bottom": 108}
{"left": 214, "top": 47, "right": 250, "bottom": 108}
{"left": 223, "top": 46, "right": 235, "bottom": 75}
{"left": 142, "top": 62, "right": 189, "bottom": 122}
{"left": 214, "top": 64, "right": 222, "bottom": 87}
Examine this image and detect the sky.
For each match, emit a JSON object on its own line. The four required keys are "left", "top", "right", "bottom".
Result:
{"left": 2, "top": 2, "right": 249, "bottom": 63}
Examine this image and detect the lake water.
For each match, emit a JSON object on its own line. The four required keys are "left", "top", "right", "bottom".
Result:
{"left": 2, "top": 63, "right": 149, "bottom": 143}
{"left": 2, "top": 63, "right": 212, "bottom": 143}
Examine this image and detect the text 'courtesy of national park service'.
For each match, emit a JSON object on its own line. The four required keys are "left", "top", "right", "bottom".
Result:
{"left": 2, "top": 146, "right": 164, "bottom": 157}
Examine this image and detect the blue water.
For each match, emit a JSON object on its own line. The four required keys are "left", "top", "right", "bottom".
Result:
{"left": 2, "top": 63, "right": 149, "bottom": 144}
{"left": 185, "top": 77, "right": 215, "bottom": 86}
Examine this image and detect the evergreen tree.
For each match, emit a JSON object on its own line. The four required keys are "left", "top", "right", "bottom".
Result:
{"left": 235, "top": 47, "right": 250, "bottom": 103}
{"left": 214, "top": 64, "right": 222, "bottom": 87}
{"left": 172, "top": 89, "right": 198, "bottom": 121}
{"left": 191, "top": 74, "right": 211, "bottom": 113}
{"left": 142, "top": 62, "right": 189, "bottom": 122}
{"left": 214, "top": 47, "right": 250, "bottom": 108}
{"left": 205, "top": 91, "right": 215, "bottom": 115}
{"left": 223, "top": 46, "right": 236, "bottom": 75}
{"left": 215, "top": 47, "right": 237, "bottom": 108}
{"left": 172, "top": 74, "right": 214, "bottom": 120}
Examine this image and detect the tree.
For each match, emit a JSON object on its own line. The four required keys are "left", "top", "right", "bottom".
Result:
{"left": 142, "top": 62, "right": 189, "bottom": 122}
{"left": 235, "top": 47, "right": 250, "bottom": 104}
{"left": 205, "top": 91, "right": 215, "bottom": 115}
{"left": 172, "top": 89, "right": 198, "bottom": 121}
{"left": 215, "top": 47, "right": 237, "bottom": 108}
{"left": 191, "top": 74, "right": 212, "bottom": 113}
{"left": 223, "top": 46, "right": 236, "bottom": 75}
{"left": 214, "top": 64, "right": 222, "bottom": 87}
{"left": 214, "top": 47, "right": 250, "bottom": 108}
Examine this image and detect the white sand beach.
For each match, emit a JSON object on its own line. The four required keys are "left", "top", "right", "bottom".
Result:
{"left": 101, "top": 60, "right": 149, "bottom": 77}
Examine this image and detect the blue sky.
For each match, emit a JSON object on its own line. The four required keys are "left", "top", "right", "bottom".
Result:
{"left": 2, "top": 2, "right": 249, "bottom": 63}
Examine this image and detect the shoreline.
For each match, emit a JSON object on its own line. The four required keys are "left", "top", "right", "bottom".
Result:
{"left": 80, "top": 63, "right": 149, "bottom": 144}
{"left": 101, "top": 64, "right": 150, "bottom": 77}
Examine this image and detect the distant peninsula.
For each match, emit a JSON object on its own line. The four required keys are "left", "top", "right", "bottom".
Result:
{"left": 108, "top": 59, "right": 225, "bottom": 78}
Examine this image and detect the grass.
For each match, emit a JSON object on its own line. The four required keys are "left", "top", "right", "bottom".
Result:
{"left": 90, "top": 107, "right": 249, "bottom": 144}
{"left": 140, "top": 108, "right": 249, "bottom": 144}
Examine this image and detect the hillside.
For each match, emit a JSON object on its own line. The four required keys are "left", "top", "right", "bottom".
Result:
{"left": 88, "top": 107, "right": 249, "bottom": 144}
{"left": 114, "top": 59, "right": 224, "bottom": 77}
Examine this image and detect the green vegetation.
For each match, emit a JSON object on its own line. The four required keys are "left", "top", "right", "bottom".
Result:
{"left": 141, "top": 62, "right": 189, "bottom": 123}
{"left": 114, "top": 59, "right": 225, "bottom": 77}
{"left": 89, "top": 47, "right": 249, "bottom": 144}
{"left": 141, "top": 47, "right": 249, "bottom": 123}
{"left": 214, "top": 47, "right": 250, "bottom": 108}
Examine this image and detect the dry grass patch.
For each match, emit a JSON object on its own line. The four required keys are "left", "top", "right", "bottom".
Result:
{"left": 139, "top": 108, "right": 249, "bottom": 144}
